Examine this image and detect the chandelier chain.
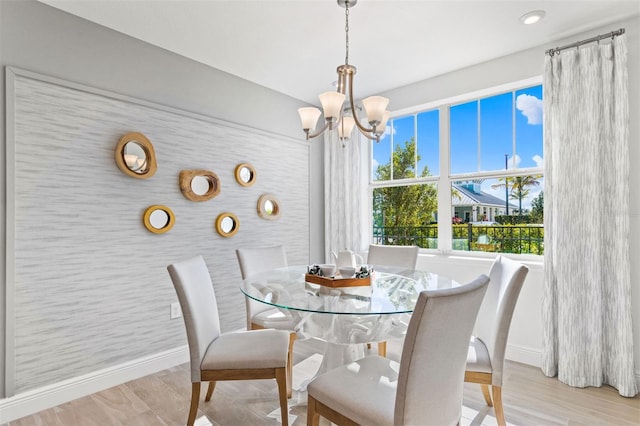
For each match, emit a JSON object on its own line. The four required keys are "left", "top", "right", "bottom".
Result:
{"left": 344, "top": 3, "right": 350, "bottom": 65}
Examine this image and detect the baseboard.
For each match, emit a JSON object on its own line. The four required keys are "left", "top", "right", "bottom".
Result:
{"left": 0, "top": 345, "right": 189, "bottom": 424}
{"left": 505, "top": 343, "right": 542, "bottom": 367}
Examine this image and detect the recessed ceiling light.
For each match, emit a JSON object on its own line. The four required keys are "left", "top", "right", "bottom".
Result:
{"left": 520, "top": 10, "right": 546, "bottom": 25}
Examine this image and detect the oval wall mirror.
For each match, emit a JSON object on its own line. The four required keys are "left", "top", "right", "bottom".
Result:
{"left": 215, "top": 212, "right": 239, "bottom": 238}
{"left": 234, "top": 163, "right": 257, "bottom": 187}
{"left": 179, "top": 170, "right": 220, "bottom": 202}
{"left": 143, "top": 205, "right": 175, "bottom": 234}
{"left": 115, "top": 132, "right": 158, "bottom": 179}
{"left": 257, "top": 194, "right": 281, "bottom": 220}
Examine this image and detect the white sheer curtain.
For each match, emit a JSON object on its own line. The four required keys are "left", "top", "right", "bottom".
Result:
{"left": 542, "top": 35, "right": 637, "bottom": 397}
{"left": 324, "top": 130, "right": 364, "bottom": 263}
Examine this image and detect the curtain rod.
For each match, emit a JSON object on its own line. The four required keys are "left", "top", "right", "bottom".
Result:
{"left": 545, "top": 28, "right": 625, "bottom": 56}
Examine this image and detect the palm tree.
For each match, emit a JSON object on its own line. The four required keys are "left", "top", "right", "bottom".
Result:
{"left": 491, "top": 175, "right": 542, "bottom": 216}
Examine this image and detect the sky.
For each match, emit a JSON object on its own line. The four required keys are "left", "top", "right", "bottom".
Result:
{"left": 372, "top": 84, "right": 544, "bottom": 210}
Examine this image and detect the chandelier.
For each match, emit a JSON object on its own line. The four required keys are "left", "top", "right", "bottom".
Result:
{"left": 297, "top": 0, "right": 390, "bottom": 145}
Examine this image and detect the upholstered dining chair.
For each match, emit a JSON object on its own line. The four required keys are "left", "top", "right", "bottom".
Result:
{"left": 366, "top": 244, "right": 420, "bottom": 356}
{"left": 167, "top": 255, "right": 289, "bottom": 426}
{"left": 307, "top": 274, "right": 490, "bottom": 426}
{"left": 366, "top": 244, "right": 420, "bottom": 272}
{"left": 465, "top": 255, "right": 529, "bottom": 426}
{"left": 236, "top": 245, "right": 297, "bottom": 396}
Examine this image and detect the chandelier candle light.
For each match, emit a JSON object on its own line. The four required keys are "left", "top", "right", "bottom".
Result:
{"left": 298, "top": 0, "right": 390, "bottom": 145}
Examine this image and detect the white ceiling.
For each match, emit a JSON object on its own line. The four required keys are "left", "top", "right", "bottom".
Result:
{"left": 39, "top": 0, "right": 639, "bottom": 105}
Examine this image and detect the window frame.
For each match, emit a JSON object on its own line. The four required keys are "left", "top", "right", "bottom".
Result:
{"left": 368, "top": 76, "right": 544, "bottom": 260}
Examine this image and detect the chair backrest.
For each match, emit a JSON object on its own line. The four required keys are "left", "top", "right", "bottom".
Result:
{"left": 474, "top": 255, "right": 529, "bottom": 385}
{"left": 236, "top": 245, "right": 288, "bottom": 329}
{"left": 395, "top": 274, "right": 490, "bottom": 426}
{"left": 236, "top": 245, "right": 288, "bottom": 279}
{"left": 167, "top": 255, "right": 221, "bottom": 382}
{"left": 366, "top": 244, "right": 419, "bottom": 271}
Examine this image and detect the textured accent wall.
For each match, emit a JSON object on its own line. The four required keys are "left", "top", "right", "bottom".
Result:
{"left": 8, "top": 69, "right": 310, "bottom": 393}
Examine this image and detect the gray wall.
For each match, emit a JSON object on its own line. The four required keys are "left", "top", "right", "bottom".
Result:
{"left": 382, "top": 15, "right": 640, "bottom": 382}
{"left": 0, "top": 0, "right": 325, "bottom": 397}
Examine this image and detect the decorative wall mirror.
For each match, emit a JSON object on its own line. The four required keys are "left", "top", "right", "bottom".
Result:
{"left": 143, "top": 205, "right": 175, "bottom": 234}
{"left": 234, "top": 163, "right": 257, "bottom": 187}
{"left": 215, "top": 212, "right": 239, "bottom": 238}
{"left": 179, "top": 169, "right": 220, "bottom": 202}
{"left": 115, "top": 132, "right": 158, "bottom": 179}
{"left": 257, "top": 194, "right": 281, "bottom": 220}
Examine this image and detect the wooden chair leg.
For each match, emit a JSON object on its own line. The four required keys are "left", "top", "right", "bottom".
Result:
{"left": 204, "top": 381, "right": 216, "bottom": 402}
{"left": 275, "top": 367, "right": 289, "bottom": 426}
{"left": 307, "top": 395, "right": 320, "bottom": 426}
{"left": 187, "top": 382, "right": 201, "bottom": 426}
{"left": 377, "top": 341, "right": 387, "bottom": 357}
{"left": 492, "top": 385, "right": 505, "bottom": 426}
{"left": 287, "top": 332, "right": 297, "bottom": 398}
{"left": 481, "top": 384, "right": 493, "bottom": 406}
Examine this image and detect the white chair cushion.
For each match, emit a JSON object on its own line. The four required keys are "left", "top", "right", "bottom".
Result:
{"left": 308, "top": 356, "right": 398, "bottom": 425}
{"left": 252, "top": 308, "right": 297, "bottom": 330}
{"left": 466, "top": 336, "right": 492, "bottom": 374}
{"left": 201, "top": 329, "right": 289, "bottom": 372}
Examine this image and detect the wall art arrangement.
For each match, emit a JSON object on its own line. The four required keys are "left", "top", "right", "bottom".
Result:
{"left": 115, "top": 138, "right": 281, "bottom": 237}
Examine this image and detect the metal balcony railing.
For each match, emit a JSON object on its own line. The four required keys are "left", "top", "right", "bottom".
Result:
{"left": 373, "top": 223, "right": 544, "bottom": 255}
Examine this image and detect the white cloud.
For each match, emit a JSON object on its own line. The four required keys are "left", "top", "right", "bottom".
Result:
{"left": 532, "top": 154, "right": 544, "bottom": 167}
{"left": 516, "top": 94, "right": 543, "bottom": 125}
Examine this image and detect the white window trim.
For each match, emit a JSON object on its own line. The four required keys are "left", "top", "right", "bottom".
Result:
{"left": 367, "top": 76, "right": 544, "bottom": 259}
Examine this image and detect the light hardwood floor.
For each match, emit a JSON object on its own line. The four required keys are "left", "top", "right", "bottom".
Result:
{"left": 10, "top": 338, "right": 640, "bottom": 426}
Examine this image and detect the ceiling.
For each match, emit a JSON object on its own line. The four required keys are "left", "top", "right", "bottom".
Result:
{"left": 39, "top": 0, "right": 639, "bottom": 105}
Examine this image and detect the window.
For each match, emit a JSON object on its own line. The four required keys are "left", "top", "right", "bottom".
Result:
{"left": 370, "top": 79, "right": 544, "bottom": 255}
{"left": 372, "top": 110, "right": 439, "bottom": 248}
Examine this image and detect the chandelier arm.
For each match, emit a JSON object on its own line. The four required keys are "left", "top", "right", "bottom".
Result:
{"left": 306, "top": 121, "right": 331, "bottom": 140}
{"left": 346, "top": 72, "right": 375, "bottom": 134}
{"left": 361, "top": 130, "right": 380, "bottom": 142}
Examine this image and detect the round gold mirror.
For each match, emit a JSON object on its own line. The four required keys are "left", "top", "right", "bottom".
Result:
{"left": 215, "top": 212, "right": 239, "bottom": 237}
{"left": 257, "top": 194, "right": 281, "bottom": 220}
{"left": 179, "top": 170, "right": 220, "bottom": 202}
{"left": 235, "top": 163, "right": 257, "bottom": 187}
{"left": 143, "top": 205, "right": 175, "bottom": 234}
{"left": 115, "top": 132, "right": 157, "bottom": 179}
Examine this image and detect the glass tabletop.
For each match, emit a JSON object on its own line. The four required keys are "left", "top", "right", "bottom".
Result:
{"left": 240, "top": 265, "right": 462, "bottom": 315}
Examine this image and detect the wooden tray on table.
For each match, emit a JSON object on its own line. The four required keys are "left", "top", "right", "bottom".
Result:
{"left": 304, "top": 273, "right": 371, "bottom": 288}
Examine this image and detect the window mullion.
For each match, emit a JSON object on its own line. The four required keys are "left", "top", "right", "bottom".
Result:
{"left": 477, "top": 99, "right": 481, "bottom": 172}
{"left": 389, "top": 118, "right": 394, "bottom": 179}
{"left": 438, "top": 105, "right": 452, "bottom": 252}
{"left": 414, "top": 114, "right": 418, "bottom": 175}
{"left": 512, "top": 91, "right": 516, "bottom": 166}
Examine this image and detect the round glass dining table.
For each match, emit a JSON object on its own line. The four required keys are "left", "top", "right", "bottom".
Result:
{"left": 241, "top": 265, "right": 462, "bottom": 385}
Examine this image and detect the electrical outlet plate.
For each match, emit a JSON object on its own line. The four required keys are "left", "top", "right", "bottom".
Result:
{"left": 170, "top": 302, "right": 182, "bottom": 319}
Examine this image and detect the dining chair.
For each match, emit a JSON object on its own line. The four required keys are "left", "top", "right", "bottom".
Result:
{"left": 366, "top": 244, "right": 420, "bottom": 272}
{"left": 465, "top": 255, "right": 529, "bottom": 426}
{"left": 307, "top": 274, "right": 490, "bottom": 426}
{"left": 236, "top": 245, "right": 297, "bottom": 397}
{"left": 167, "top": 255, "right": 290, "bottom": 426}
{"left": 366, "top": 244, "right": 420, "bottom": 356}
